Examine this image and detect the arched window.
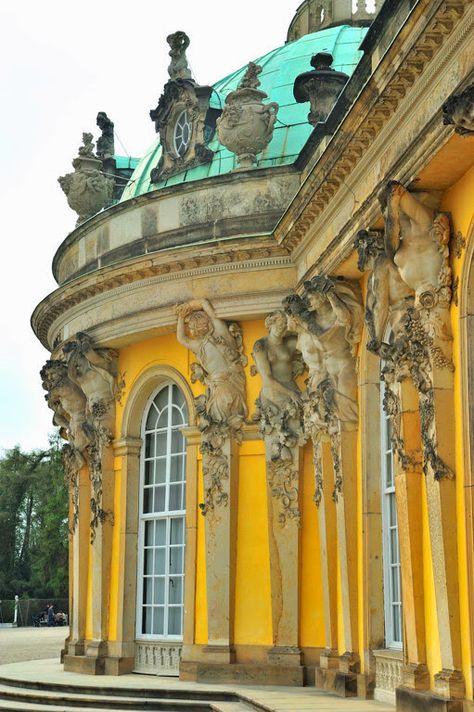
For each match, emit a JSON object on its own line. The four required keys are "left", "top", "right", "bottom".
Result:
{"left": 136, "top": 383, "right": 188, "bottom": 640}
{"left": 380, "top": 379, "right": 403, "bottom": 649}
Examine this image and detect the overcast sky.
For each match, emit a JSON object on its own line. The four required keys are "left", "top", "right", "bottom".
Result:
{"left": 0, "top": 0, "right": 309, "bottom": 452}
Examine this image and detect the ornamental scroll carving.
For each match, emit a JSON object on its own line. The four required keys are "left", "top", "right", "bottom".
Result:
{"left": 356, "top": 180, "right": 454, "bottom": 480}
{"left": 41, "top": 333, "right": 123, "bottom": 539}
{"left": 176, "top": 299, "right": 247, "bottom": 514}
{"left": 251, "top": 311, "right": 305, "bottom": 525}
{"left": 284, "top": 276, "right": 362, "bottom": 504}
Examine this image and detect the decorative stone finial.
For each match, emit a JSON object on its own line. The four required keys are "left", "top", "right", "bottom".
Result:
{"left": 167, "top": 31, "right": 192, "bottom": 80}
{"left": 293, "top": 52, "right": 349, "bottom": 126}
{"left": 216, "top": 62, "right": 279, "bottom": 170}
{"left": 58, "top": 133, "right": 114, "bottom": 226}
{"left": 442, "top": 84, "right": 474, "bottom": 136}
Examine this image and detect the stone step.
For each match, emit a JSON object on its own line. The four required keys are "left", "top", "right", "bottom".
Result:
{"left": 0, "top": 682, "right": 257, "bottom": 712}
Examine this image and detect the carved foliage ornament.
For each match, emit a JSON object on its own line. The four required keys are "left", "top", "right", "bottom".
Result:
{"left": 176, "top": 299, "right": 247, "bottom": 515}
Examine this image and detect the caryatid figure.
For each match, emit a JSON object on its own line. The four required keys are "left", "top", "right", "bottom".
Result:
{"left": 63, "top": 331, "right": 119, "bottom": 434}
{"left": 40, "top": 359, "right": 89, "bottom": 469}
{"left": 301, "top": 276, "right": 363, "bottom": 426}
{"left": 252, "top": 310, "right": 305, "bottom": 461}
{"left": 379, "top": 180, "right": 451, "bottom": 315}
{"left": 354, "top": 229, "right": 414, "bottom": 353}
{"left": 176, "top": 298, "right": 247, "bottom": 431}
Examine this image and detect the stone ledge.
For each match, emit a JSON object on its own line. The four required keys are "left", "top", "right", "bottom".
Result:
{"left": 314, "top": 667, "right": 358, "bottom": 697}
{"left": 396, "top": 685, "right": 464, "bottom": 712}
{"left": 180, "top": 661, "right": 304, "bottom": 686}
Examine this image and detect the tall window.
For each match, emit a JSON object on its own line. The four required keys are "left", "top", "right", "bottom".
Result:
{"left": 137, "top": 383, "right": 188, "bottom": 640}
{"left": 380, "top": 380, "right": 403, "bottom": 649}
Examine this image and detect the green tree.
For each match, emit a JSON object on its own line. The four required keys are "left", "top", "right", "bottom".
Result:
{"left": 0, "top": 436, "right": 68, "bottom": 599}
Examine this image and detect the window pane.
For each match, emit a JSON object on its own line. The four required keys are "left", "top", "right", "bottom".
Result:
{"left": 153, "top": 606, "right": 164, "bottom": 635}
{"left": 145, "top": 521, "right": 154, "bottom": 546}
{"left": 155, "top": 458, "right": 166, "bottom": 484}
{"left": 154, "top": 577, "right": 165, "bottom": 605}
{"left": 154, "top": 548, "right": 166, "bottom": 575}
{"left": 169, "top": 576, "right": 183, "bottom": 605}
{"left": 170, "top": 518, "right": 184, "bottom": 545}
{"left": 171, "top": 430, "right": 184, "bottom": 453}
{"left": 168, "top": 606, "right": 182, "bottom": 636}
{"left": 143, "top": 577, "right": 153, "bottom": 604}
{"left": 393, "top": 605, "right": 401, "bottom": 642}
{"left": 170, "top": 456, "right": 184, "bottom": 483}
{"left": 143, "top": 488, "right": 153, "bottom": 514}
{"left": 144, "top": 460, "right": 154, "bottom": 485}
{"left": 154, "top": 388, "right": 169, "bottom": 411}
{"left": 172, "top": 385, "right": 185, "bottom": 408}
{"left": 169, "top": 483, "right": 182, "bottom": 511}
{"left": 156, "top": 432, "right": 167, "bottom": 456}
{"left": 157, "top": 408, "right": 168, "bottom": 430}
{"left": 144, "top": 549, "right": 153, "bottom": 576}
{"left": 390, "top": 528, "right": 399, "bottom": 564}
{"left": 172, "top": 407, "right": 184, "bottom": 426}
{"left": 146, "top": 404, "right": 159, "bottom": 430}
{"left": 391, "top": 566, "right": 400, "bottom": 603}
{"left": 155, "top": 519, "right": 166, "bottom": 546}
{"left": 170, "top": 546, "right": 184, "bottom": 574}
{"left": 145, "top": 434, "right": 155, "bottom": 458}
{"left": 389, "top": 495, "right": 397, "bottom": 526}
{"left": 154, "top": 486, "right": 166, "bottom": 512}
{"left": 142, "top": 606, "right": 152, "bottom": 634}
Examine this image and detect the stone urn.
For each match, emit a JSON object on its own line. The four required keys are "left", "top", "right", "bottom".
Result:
{"left": 293, "top": 52, "right": 349, "bottom": 126}
{"left": 58, "top": 133, "right": 114, "bottom": 226}
{"left": 216, "top": 62, "right": 279, "bottom": 169}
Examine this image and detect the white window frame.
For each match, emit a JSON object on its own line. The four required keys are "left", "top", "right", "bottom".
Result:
{"left": 136, "top": 382, "right": 187, "bottom": 642}
{"left": 380, "top": 378, "right": 403, "bottom": 650}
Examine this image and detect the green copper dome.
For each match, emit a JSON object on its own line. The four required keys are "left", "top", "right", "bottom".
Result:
{"left": 121, "top": 25, "right": 367, "bottom": 200}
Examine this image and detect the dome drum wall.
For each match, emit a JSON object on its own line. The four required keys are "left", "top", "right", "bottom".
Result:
{"left": 52, "top": 168, "right": 299, "bottom": 286}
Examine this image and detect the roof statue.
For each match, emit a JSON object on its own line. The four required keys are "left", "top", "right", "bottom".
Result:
{"left": 167, "top": 31, "right": 192, "bottom": 80}
{"left": 96, "top": 112, "right": 115, "bottom": 161}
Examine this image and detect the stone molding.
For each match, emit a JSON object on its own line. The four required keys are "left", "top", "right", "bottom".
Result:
{"left": 32, "top": 243, "right": 293, "bottom": 350}
{"left": 275, "top": 0, "right": 472, "bottom": 255}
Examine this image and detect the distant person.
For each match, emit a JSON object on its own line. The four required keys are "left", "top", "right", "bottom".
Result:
{"left": 47, "top": 604, "right": 55, "bottom": 627}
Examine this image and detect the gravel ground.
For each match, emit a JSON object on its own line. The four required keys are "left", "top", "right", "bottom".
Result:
{"left": 0, "top": 626, "right": 68, "bottom": 665}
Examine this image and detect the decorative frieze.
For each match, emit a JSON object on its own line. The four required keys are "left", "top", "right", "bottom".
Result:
{"left": 134, "top": 641, "right": 181, "bottom": 676}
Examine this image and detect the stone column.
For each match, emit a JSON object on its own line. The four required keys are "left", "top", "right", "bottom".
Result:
{"left": 67, "top": 465, "right": 90, "bottom": 657}
{"left": 421, "top": 357, "right": 464, "bottom": 699}
{"left": 105, "top": 437, "right": 142, "bottom": 674}
{"left": 266, "top": 453, "right": 301, "bottom": 667}
{"left": 181, "top": 427, "right": 201, "bottom": 658}
{"left": 333, "top": 425, "right": 360, "bottom": 680}
{"left": 391, "top": 379, "right": 428, "bottom": 691}
{"left": 314, "top": 437, "right": 338, "bottom": 666}
{"left": 201, "top": 436, "right": 239, "bottom": 662}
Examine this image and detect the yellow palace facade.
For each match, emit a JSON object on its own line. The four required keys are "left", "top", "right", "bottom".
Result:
{"left": 33, "top": 1, "right": 474, "bottom": 710}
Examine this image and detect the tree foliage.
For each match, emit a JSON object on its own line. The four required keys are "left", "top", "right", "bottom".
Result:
{"left": 0, "top": 436, "right": 68, "bottom": 599}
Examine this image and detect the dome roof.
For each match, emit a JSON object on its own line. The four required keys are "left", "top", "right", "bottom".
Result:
{"left": 121, "top": 25, "right": 367, "bottom": 201}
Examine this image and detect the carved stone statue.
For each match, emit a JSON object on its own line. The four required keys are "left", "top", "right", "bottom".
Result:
{"left": 354, "top": 229, "right": 414, "bottom": 353}
{"left": 442, "top": 83, "right": 474, "bottom": 136}
{"left": 96, "top": 112, "right": 115, "bottom": 161}
{"left": 252, "top": 311, "right": 305, "bottom": 524}
{"left": 167, "top": 31, "right": 192, "bottom": 80}
{"left": 379, "top": 181, "right": 451, "bottom": 320}
{"left": 176, "top": 299, "right": 247, "bottom": 513}
{"left": 63, "top": 332, "right": 120, "bottom": 537}
{"left": 40, "top": 359, "right": 89, "bottom": 531}
{"left": 216, "top": 62, "right": 279, "bottom": 169}
{"left": 58, "top": 133, "right": 114, "bottom": 226}
{"left": 300, "top": 276, "right": 363, "bottom": 425}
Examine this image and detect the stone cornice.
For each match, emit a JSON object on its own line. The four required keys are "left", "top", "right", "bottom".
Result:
{"left": 275, "top": 0, "right": 471, "bottom": 253}
{"left": 32, "top": 239, "right": 293, "bottom": 350}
